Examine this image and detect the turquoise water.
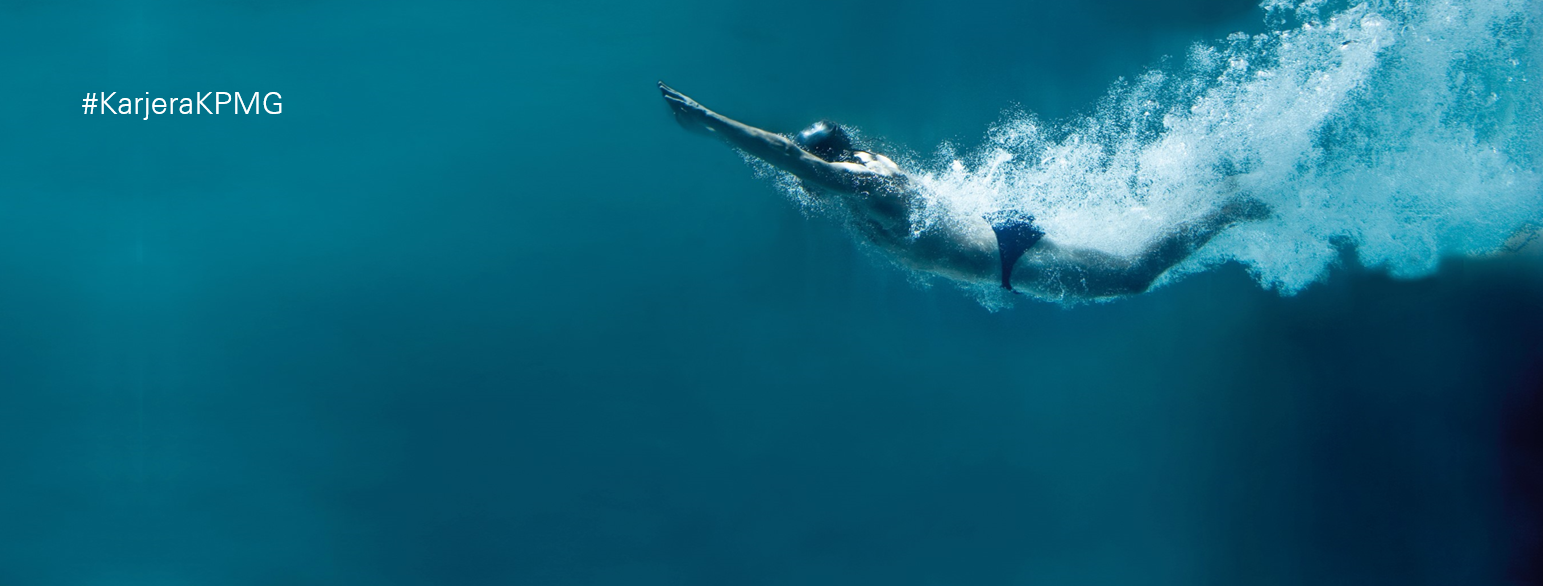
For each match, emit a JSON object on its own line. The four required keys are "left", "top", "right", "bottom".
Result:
{"left": 1, "top": 0, "right": 1541, "bottom": 584}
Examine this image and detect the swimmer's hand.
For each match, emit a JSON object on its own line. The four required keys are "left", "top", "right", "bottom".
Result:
{"left": 660, "top": 81, "right": 714, "bottom": 136}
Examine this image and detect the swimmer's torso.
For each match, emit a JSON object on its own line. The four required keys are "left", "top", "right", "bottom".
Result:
{"left": 798, "top": 150, "right": 912, "bottom": 232}
{"left": 794, "top": 151, "right": 1005, "bottom": 285}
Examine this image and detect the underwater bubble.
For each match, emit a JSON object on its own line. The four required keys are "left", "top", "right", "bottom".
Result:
{"left": 756, "top": 0, "right": 1543, "bottom": 302}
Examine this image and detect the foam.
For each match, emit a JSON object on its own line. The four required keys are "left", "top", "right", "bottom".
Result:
{"left": 768, "top": 0, "right": 1543, "bottom": 301}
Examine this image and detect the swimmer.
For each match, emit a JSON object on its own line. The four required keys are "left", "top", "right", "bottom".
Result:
{"left": 659, "top": 81, "right": 1271, "bottom": 300}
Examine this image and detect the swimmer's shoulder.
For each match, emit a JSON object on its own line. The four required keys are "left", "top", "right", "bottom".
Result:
{"left": 830, "top": 151, "right": 904, "bottom": 178}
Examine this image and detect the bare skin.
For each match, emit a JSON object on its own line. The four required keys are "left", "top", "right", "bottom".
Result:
{"left": 660, "top": 82, "right": 1269, "bottom": 300}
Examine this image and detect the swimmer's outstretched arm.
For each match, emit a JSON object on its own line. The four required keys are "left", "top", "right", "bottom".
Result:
{"left": 659, "top": 82, "right": 858, "bottom": 193}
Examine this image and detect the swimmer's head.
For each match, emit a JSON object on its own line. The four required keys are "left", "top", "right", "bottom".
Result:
{"left": 795, "top": 120, "right": 855, "bottom": 161}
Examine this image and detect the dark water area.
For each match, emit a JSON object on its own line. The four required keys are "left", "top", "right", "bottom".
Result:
{"left": 1, "top": 0, "right": 1540, "bottom": 584}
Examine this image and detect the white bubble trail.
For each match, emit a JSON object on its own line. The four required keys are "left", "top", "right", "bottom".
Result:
{"left": 768, "top": 0, "right": 1543, "bottom": 301}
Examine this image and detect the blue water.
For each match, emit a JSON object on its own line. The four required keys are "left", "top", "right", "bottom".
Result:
{"left": 1, "top": 0, "right": 1540, "bottom": 584}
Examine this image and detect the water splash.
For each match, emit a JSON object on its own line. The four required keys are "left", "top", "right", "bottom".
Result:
{"left": 781, "top": 0, "right": 1543, "bottom": 299}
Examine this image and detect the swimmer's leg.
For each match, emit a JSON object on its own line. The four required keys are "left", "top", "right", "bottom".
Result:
{"left": 1121, "top": 197, "right": 1272, "bottom": 292}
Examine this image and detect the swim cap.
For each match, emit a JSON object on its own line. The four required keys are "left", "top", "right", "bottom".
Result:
{"left": 794, "top": 120, "right": 855, "bottom": 161}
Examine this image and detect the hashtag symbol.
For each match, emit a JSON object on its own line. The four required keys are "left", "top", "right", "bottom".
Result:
{"left": 82, "top": 93, "right": 97, "bottom": 114}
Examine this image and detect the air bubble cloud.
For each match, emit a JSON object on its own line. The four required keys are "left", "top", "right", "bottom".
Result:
{"left": 780, "top": 0, "right": 1543, "bottom": 298}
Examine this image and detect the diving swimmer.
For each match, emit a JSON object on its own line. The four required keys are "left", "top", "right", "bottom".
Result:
{"left": 659, "top": 81, "right": 1270, "bottom": 300}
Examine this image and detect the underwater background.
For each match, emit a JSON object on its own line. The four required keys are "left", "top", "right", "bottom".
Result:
{"left": 2, "top": 0, "right": 1542, "bottom": 584}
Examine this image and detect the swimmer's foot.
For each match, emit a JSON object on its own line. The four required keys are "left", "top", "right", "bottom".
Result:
{"left": 1219, "top": 196, "right": 1273, "bottom": 225}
